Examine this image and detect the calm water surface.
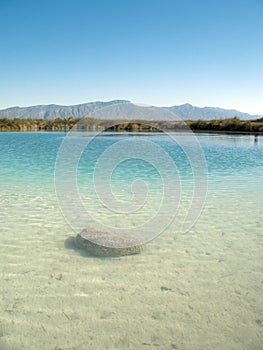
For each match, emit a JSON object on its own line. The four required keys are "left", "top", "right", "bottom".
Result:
{"left": 0, "top": 132, "right": 262, "bottom": 350}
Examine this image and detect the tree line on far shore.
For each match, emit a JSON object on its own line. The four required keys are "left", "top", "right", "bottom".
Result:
{"left": 0, "top": 116, "right": 263, "bottom": 133}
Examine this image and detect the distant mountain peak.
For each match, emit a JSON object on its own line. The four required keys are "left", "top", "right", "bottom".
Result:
{"left": 180, "top": 103, "right": 193, "bottom": 107}
{"left": 0, "top": 100, "right": 261, "bottom": 121}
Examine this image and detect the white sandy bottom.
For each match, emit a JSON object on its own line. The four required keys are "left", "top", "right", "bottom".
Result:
{"left": 0, "top": 180, "right": 262, "bottom": 350}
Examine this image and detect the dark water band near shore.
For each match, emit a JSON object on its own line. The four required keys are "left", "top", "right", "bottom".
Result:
{"left": 0, "top": 117, "right": 263, "bottom": 133}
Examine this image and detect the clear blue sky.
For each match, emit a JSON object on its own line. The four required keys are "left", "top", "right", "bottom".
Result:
{"left": 0, "top": 0, "right": 263, "bottom": 114}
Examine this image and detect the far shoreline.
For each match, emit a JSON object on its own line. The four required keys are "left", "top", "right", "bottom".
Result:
{"left": 1, "top": 130, "right": 263, "bottom": 136}
{"left": 0, "top": 117, "right": 263, "bottom": 134}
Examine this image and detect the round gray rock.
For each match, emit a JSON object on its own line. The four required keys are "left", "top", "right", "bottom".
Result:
{"left": 74, "top": 229, "right": 143, "bottom": 257}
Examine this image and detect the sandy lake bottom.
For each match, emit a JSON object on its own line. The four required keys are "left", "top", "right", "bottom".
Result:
{"left": 0, "top": 132, "right": 262, "bottom": 350}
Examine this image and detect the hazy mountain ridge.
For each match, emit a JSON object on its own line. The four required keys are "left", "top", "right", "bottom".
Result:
{"left": 0, "top": 100, "right": 130, "bottom": 120}
{"left": 0, "top": 100, "right": 261, "bottom": 120}
{"left": 167, "top": 103, "right": 258, "bottom": 120}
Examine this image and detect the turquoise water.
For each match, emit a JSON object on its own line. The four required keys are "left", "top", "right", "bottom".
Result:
{"left": 1, "top": 132, "right": 262, "bottom": 181}
{"left": 0, "top": 132, "right": 262, "bottom": 350}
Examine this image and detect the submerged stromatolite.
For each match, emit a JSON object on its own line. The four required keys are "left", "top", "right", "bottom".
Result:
{"left": 74, "top": 229, "right": 143, "bottom": 257}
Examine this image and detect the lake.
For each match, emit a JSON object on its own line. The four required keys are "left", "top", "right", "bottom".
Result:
{"left": 0, "top": 132, "right": 262, "bottom": 350}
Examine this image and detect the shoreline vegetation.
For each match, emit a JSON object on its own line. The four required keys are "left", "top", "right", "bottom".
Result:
{"left": 0, "top": 116, "right": 263, "bottom": 134}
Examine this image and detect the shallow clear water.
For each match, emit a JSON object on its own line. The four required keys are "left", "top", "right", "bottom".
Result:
{"left": 0, "top": 132, "right": 262, "bottom": 350}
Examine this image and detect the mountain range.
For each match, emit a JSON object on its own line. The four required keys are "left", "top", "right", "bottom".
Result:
{"left": 0, "top": 100, "right": 260, "bottom": 121}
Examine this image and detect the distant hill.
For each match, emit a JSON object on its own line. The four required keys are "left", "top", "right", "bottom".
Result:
{"left": 167, "top": 103, "right": 259, "bottom": 120}
{"left": 0, "top": 100, "right": 261, "bottom": 120}
{"left": 0, "top": 100, "right": 131, "bottom": 120}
